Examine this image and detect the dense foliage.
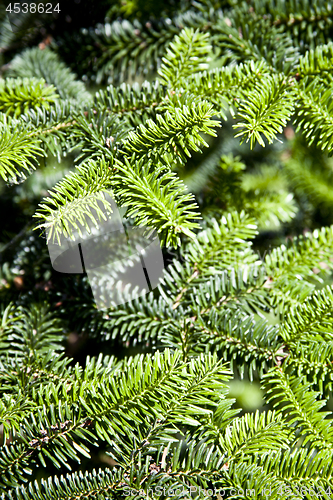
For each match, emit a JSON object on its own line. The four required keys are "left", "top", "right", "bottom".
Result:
{"left": 2, "top": 0, "right": 333, "bottom": 498}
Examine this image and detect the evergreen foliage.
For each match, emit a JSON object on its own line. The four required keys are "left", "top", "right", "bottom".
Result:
{"left": 1, "top": 0, "right": 333, "bottom": 498}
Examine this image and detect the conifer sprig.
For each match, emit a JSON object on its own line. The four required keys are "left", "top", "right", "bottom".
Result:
{"left": 2, "top": 1, "right": 333, "bottom": 497}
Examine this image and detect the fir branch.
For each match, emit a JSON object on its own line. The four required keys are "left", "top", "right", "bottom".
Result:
{"left": 263, "top": 369, "right": 333, "bottom": 451}
{"left": 113, "top": 156, "right": 201, "bottom": 247}
{"left": 93, "top": 80, "right": 165, "bottom": 127}
{"left": 281, "top": 285, "right": 333, "bottom": 343}
{"left": 286, "top": 340, "right": 333, "bottom": 396}
{"left": 233, "top": 74, "right": 296, "bottom": 149}
{"left": 0, "top": 77, "right": 58, "bottom": 118}
{"left": 294, "top": 78, "right": 333, "bottom": 155}
{"left": 120, "top": 98, "right": 220, "bottom": 166}
{"left": 7, "top": 47, "right": 92, "bottom": 107}
{"left": 158, "top": 27, "right": 212, "bottom": 86}
{"left": 297, "top": 41, "right": 333, "bottom": 84}
{"left": 34, "top": 159, "right": 114, "bottom": 245}
{"left": 0, "top": 113, "right": 45, "bottom": 183}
